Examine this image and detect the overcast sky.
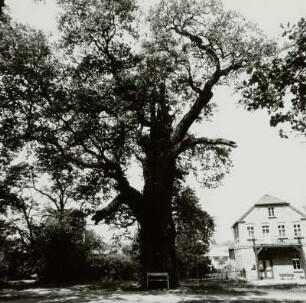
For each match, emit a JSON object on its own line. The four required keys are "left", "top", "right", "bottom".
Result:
{"left": 6, "top": 0, "right": 306, "bottom": 243}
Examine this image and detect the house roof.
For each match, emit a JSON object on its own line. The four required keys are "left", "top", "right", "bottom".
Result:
{"left": 255, "top": 194, "right": 288, "bottom": 206}
{"left": 232, "top": 194, "right": 306, "bottom": 228}
{"left": 208, "top": 244, "right": 230, "bottom": 258}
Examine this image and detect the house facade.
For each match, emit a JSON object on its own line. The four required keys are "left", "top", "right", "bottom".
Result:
{"left": 208, "top": 243, "right": 230, "bottom": 270}
{"left": 229, "top": 195, "right": 306, "bottom": 281}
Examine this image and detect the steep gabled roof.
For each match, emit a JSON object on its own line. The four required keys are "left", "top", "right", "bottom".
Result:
{"left": 232, "top": 194, "right": 306, "bottom": 228}
{"left": 255, "top": 194, "right": 288, "bottom": 206}
{"left": 289, "top": 204, "right": 306, "bottom": 218}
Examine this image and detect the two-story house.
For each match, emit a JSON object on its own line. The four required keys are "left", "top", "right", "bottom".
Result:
{"left": 229, "top": 194, "right": 306, "bottom": 281}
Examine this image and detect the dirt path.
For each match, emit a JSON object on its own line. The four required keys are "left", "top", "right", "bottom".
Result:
{"left": 1, "top": 282, "right": 306, "bottom": 302}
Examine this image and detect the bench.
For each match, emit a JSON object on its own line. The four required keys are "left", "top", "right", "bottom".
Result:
{"left": 147, "top": 272, "right": 169, "bottom": 289}
{"left": 279, "top": 273, "right": 294, "bottom": 280}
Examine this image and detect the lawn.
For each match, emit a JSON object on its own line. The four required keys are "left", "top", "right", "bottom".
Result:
{"left": 1, "top": 281, "right": 306, "bottom": 302}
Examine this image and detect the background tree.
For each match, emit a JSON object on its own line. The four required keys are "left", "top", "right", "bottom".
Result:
{"left": 0, "top": 0, "right": 275, "bottom": 287}
{"left": 0, "top": 165, "right": 40, "bottom": 279}
{"left": 0, "top": 161, "right": 105, "bottom": 281}
{"left": 0, "top": 165, "right": 39, "bottom": 250}
{"left": 173, "top": 185, "right": 214, "bottom": 279}
{"left": 240, "top": 17, "right": 306, "bottom": 138}
{"left": 35, "top": 209, "right": 102, "bottom": 282}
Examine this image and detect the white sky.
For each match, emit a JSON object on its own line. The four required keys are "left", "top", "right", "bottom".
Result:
{"left": 6, "top": 0, "right": 306, "bottom": 243}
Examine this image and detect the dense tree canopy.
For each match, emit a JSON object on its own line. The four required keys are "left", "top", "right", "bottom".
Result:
{"left": 241, "top": 17, "right": 306, "bottom": 138}
{"left": 0, "top": 0, "right": 275, "bottom": 287}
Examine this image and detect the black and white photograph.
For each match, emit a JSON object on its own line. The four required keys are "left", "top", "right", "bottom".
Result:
{"left": 0, "top": 0, "right": 306, "bottom": 302}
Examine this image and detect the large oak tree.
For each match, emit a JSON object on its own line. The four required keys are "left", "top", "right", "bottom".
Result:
{"left": 0, "top": 0, "right": 275, "bottom": 287}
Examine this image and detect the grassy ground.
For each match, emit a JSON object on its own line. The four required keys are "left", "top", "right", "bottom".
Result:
{"left": 1, "top": 280, "right": 306, "bottom": 302}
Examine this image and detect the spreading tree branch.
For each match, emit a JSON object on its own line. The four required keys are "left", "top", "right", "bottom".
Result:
{"left": 168, "top": 24, "right": 244, "bottom": 145}
{"left": 172, "top": 26, "right": 221, "bottom": 71}
{"left": 168, "top": 135, "right": 237, "bottom": 159}
{"left": 92, "top": 195, "right": 123, "bottom": 224}
{"left": 27, "top": 185, "right": 59, "bottom": 208}
{"left": 171, "top": 62, "right": 242, "bottom": 145}
{"left": 92, "top": 183, "right": 144, "bottom": 224}
{"left": 186, "top": 64, "right": 201, "bottom": 93}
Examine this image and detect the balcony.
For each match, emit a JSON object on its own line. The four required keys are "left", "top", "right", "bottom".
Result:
{"left": 246, "top": 236, "right": 304, "bottom": 246}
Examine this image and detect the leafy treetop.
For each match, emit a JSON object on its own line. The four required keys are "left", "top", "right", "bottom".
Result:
{"left": 240, "top": 17, "right": 306, "bottom": 138}
{"left": 0, "top": 0, "right": 275, "bottom": 222}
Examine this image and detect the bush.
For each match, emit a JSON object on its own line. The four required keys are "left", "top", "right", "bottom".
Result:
{"left": 87, "top": 243, "right": 140, "bottom": 281}
{"left": 33, "top": 210, "right": 101, "bottom": 283}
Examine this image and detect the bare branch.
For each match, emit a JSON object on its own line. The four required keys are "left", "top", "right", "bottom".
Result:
{"left": 46, "top": 138, "right": 101, "bottom": 169}
{"left": 27, "top": 185, "right": 59, "bottom": 207}
{"left": 168, "top": 23, "right": 245, "bottom": 145}
{"left": 171, "top": 61, "right": 243, "bottom": 145}
{"left": 171, "top": 89, "right": 213, "bottom": 145}
{"left": 172, "top": 26, "right": 221, "bottom": 72}
{"left": 186, "top": 64, "right": 201, "bottom": 93}
{"left": 168, "top": 135, "right": 237, "bottom": 159}
{"left": 47, "top": 133, "right": 139, "bottom": 199}
{"left": 29, "top": 173, "right": 60, "bottom": 209}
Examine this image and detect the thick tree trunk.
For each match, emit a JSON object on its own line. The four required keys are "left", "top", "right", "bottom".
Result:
{"left": 139, "top": 209, "right": 179, "bottom": 289}
{"left": 139, "top": 159, "right": 179, "bottom": 289}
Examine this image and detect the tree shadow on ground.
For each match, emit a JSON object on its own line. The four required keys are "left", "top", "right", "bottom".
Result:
{"left": 178, "top": 281, "right": 306, "bottom": 303}
{"left": 181, "top": 301, "right": 306, "bottom": 303}
{"left": 181, "top": 281, "right": 267, "bottom": 296}
{"left": 1, "top": 281, "right": 306, "bottom": 303}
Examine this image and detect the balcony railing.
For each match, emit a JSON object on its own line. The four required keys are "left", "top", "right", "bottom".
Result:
{"left": 246, "top": 236, "right": 304, "bottom": 246}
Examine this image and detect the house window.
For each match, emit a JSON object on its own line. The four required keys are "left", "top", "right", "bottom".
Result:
{"left": 278, "top": 224, "right": 286, "bottom": 237}
{"left": 294, "top": 224, "right": 301, "bottom": 237}
{"left": 262, "top": 225, "right": 269, "bottom": 235}
{"left": 234, "top": 226, "right": 239, "bottom": 242}
{"left": 247, "top": 226, "right": 255, "bottom": 238}
{"left": 268, "top": 207, "right": 275, "bottom": 217}
{"left": 292, "top": 254, "right": 301, "bottom": 270}
{"left": 229, "top": 249, "right": 235, "bottom": 260}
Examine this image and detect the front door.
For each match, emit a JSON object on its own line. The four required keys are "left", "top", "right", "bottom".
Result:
{"left": 259, "top": 259, "right": 273, "bottom": 279}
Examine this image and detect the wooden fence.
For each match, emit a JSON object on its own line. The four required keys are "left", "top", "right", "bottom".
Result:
{"left": 201, "top": 269, "right": 246, "bottom": 281}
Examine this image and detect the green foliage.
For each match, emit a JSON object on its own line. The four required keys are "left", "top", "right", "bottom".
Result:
{"left": 240, "top": 18, "right": 306, "bottom": 138}
{"left": 173, "top": 185, "right": 214, "bottom": 278}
